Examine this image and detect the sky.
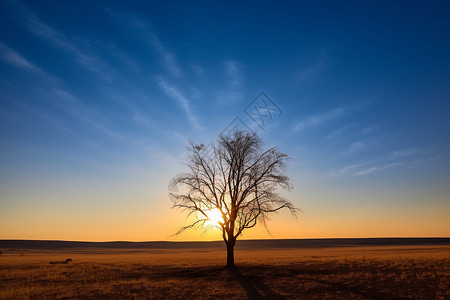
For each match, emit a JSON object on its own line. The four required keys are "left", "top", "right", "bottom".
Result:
{"left": 0, "top": 0, "right": 449, "bottom": 241}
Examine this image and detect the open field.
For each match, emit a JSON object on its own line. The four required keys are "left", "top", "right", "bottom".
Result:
{"left": 0, "top": 240, "right": 449, "bottom": 299}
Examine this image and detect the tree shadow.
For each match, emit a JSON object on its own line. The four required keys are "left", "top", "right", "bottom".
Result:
{"left": 230, "top": 267, "right": 286, "bottom": 299}
{"left": 229, "top": 265, "right": 409, "bottom": 300}
{"left": 297, "top": 276, "right": 410, "bottom": 300}
{"left": 136, "top": 265, "right": 411, "bottom": 299}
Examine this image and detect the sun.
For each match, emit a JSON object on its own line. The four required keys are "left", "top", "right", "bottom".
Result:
{"left": 204, "top": 208, "right": 224, "bottom": 227}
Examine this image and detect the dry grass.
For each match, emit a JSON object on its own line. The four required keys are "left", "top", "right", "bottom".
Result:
{"left": 0, "top": 246, "right": 449, "bottom": 299}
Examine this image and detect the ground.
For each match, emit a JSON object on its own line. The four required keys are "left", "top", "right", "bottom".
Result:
{"left": 0, "top": 245, "right": 449, "bottom": 299}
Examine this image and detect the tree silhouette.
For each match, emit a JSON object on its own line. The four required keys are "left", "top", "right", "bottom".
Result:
{"left": 170, "top": 130, "right": 298, "bottom": 267}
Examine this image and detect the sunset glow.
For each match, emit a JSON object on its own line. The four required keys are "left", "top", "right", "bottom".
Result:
{"left": 204, "top": 208, "right": 224, "bottom": 228}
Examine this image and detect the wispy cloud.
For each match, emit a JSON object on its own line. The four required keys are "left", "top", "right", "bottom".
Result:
{"left": 328, "top": 161, "right": 400, "bottom": 178}
{"left": 388, "top": 147, "right": 439, "bottom": 169}
{"left": 0, "top": 42, "right": 65, "bottom": 89}
{"left": 8, "top": 1, "right": 114, "bottom": 81}
{"left": 340, "top": 134, "right": 390, "bottom": 157}
{"left": 108, "top": 43, "right": 140, "bottom": 74}
{"left": 50, "top": 88, "right": 125, "bottom": 139}
{"left": 403, "top": 156, "right": 441, "bottom": 169}
{"left": 328, "top": 144, "right": 439, "bottom": 178}
{"left": 107, "top": 9, "right": 181, "bottom": 77}
{"left": 327, "top": 163, "right": 364, "bottom": 177}
{"left": 293, "top": 107, "right": 345, "bottom": 132}
{"left": 298, "top": 50, "right": 330, "bottom": 81}
{"left": 131, "top": 111, "right": 153, "bottom": 127}
{"left": 225, "top": 60, "right": 242, "bottom": 88}
{"left": 0, "top": 43, "right": 39, "bottom": 71}
{"left": 217, "top": 60, "right": 243, "bottom": 104}
{"left": 389, "top": 147, "right": 421, "bottom": 159}
{"left": 150, "top": 33, "right": 181, "bottom": 77}
{"left": 0, "top": 41, "right": 125, "bottom": 140}
{"left": 353, "top": 166, "right": 377, "bottom": 176}
{"left": 323, "top": 123, "right": 382, "bottom": 143}
{"left": 345, "top": 141, "right": 366, "bottom": 155}
{"left": 323, "top": 124, "right": 353, "bottom": 141}
{"left": 192, "top": 64, "right": 205, "bottom": 77}
{"left": 361, "top": 124, "right": 381, "bottom": 135}
{"left": 157, "top": 77, "right": 201, "bottom": 129}
{"left": 353, "top": 163, "right": 400, "bottom": 176}
{"left": 293, "top": 100, "right": 371, "bottom": 133}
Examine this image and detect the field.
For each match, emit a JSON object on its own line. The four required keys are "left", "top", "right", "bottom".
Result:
{"left": 0, "top": 242, "right": 449, "bottom": 299}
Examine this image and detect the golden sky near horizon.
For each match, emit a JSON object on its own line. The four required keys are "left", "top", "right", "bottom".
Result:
{"left": 2, "top": 174, "right": 449, "bottom": 242}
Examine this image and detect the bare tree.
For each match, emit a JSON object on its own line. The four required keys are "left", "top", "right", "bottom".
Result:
{"left": 170, "top": 130, "right": 298, "bottom": 267}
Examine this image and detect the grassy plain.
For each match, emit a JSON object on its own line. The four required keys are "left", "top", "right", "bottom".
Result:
{"left": 0, "top": 245, "right": 449, "bottom": 299}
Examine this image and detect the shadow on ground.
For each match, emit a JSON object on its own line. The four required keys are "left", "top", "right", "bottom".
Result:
{"left": 148, "top": 264, "right": 416, "bottom": 299}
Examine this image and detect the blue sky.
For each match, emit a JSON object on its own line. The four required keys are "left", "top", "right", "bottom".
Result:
{"left": 1, "top": 0, "right": 449, "bottom": 240}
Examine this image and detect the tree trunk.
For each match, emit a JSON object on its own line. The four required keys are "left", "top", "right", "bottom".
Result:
{"left": 226, "top": 241, "right": 235, "bottom": 268}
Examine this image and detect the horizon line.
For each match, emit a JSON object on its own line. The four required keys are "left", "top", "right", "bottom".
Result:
{"left": 1, "top": 236, "right": 450, "bottom": 243}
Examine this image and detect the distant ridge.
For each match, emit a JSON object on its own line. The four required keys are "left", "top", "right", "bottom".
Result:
{"left": 1, "top": 238, "right": 449, "bottom": 251}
